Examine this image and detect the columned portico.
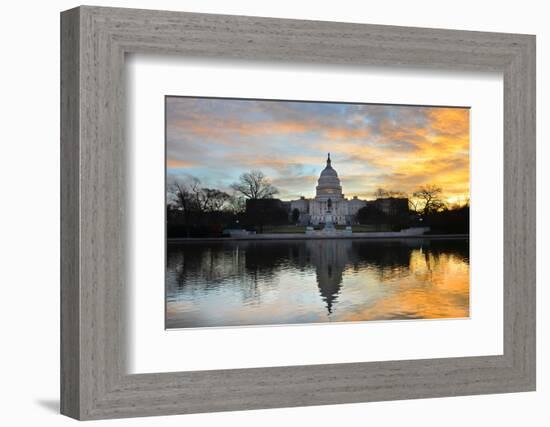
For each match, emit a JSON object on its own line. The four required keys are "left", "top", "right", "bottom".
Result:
{"left": 290, "top": 154, "right": 366, "bottom": 226}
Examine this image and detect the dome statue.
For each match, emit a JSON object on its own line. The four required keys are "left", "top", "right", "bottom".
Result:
{"left": 315, "top": 153, "right": 343, "bottom": 200}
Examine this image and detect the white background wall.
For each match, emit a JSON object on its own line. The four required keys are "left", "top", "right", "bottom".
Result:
{"left": 0, "top": 0, "right": 547, "bottom": 425}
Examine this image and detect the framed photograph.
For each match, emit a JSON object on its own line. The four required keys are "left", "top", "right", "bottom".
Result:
{"left": 61, "top": 6, "right": 536, "bottom": 420}
{"left": 164, "top": 96, "right": 471, "bottom": 329}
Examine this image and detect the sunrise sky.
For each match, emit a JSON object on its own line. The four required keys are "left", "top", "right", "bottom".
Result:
{"left": 166, "top": 97, "right": 470, "bottom": 204}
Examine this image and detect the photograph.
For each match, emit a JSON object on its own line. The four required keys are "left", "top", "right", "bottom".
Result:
{"left": 165, "top": 96, "right": 471, "bottom": 329}
{"left": 48, "top": 2, "right": 539, "bottom": 422}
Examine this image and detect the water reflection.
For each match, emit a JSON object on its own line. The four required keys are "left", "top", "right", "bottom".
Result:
{"left": 166, "top": 238, "right": 469, "bottom": 328}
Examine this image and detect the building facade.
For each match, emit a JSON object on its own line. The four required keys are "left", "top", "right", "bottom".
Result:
{"left": 289, "top": 154, "right": 408, "bottom": 226}
{"left": 290, "top": 154, "right": 366, "bottom": 225}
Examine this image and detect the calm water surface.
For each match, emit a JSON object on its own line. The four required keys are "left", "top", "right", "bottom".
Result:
{"left": 166, "top": 238, "right": 469, "bottom": 329}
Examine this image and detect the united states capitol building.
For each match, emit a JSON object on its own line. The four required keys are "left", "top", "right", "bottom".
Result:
{"left": 289, "top": 154, "right": 407, "bottom": 226}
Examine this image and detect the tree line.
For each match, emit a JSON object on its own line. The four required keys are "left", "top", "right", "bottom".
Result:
{"left": 168, "top": 170, "right": 469, "bottom": 237}
{"left": 167, "top": 171, "right": 281, "bottom": 237}
{"left": 357, "top": 185, "right": 469, "bottom": 233}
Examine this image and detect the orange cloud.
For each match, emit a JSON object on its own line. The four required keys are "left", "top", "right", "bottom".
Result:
{"left": 319, "top": 107, "right": 470, "bottom": 202}
{"left": 167, "top": 98, "right": 470, "bottom": 204}
{"left": 171, "top": 118, "right": 314, "bottom": 139}
{"left": 166, "top": 159, "right": 196, "bottom": 168}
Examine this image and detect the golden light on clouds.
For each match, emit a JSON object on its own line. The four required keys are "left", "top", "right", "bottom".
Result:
{"left": 166, "top": 97, "right": 470, "bottom": 203}
{"left": 166, "top": 159, "right": 196, "bottom": 169}
{"left": 320, "top": 107, "right": 470, "bottom": 202}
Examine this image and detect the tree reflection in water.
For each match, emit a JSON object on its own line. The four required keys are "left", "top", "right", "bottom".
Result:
{"left": 166, "top": 238, "right": 469, "bottom": 328}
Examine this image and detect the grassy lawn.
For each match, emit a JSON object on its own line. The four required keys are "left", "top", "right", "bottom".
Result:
{"left": 350, "top": 225, "right": 392, "bottom": 232}
{"left": 259, "top": 224, "right": 392, "bottom": 234}
{"left": 262, "top": 226, "right": 307, "bottom": 233}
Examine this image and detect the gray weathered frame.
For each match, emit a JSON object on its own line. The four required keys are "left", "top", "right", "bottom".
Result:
{"left": 60, "top": 5, "right": 536, "bottom": 420}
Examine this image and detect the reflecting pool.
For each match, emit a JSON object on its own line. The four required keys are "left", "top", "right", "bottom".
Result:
{"left": 166, "top": 238, "right": 469, "bottom": 329}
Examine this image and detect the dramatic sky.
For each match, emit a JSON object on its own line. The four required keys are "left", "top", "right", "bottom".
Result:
{"left": 166, "top": 97, "right": 470, "bottom": 204}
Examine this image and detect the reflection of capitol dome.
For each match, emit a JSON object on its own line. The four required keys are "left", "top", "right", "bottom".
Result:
{"left": 307, "top": 239, "right": 352, "bottom": 315}
{"left": 315, "top": 153, "right": 343, "bottom": 200}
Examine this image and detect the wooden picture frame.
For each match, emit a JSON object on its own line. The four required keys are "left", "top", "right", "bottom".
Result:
{"left": 60, "top": 5, "right": 536, "bottom": 420}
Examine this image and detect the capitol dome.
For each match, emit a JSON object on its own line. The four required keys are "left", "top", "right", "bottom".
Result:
{"left": 316, "top": 153, "right": 343, "bottom": 200}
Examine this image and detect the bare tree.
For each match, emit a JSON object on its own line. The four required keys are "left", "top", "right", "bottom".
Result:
{"left": 171, "top": 181, "right": 198, "bottom": 213}
{"left": 201, "top": 188, "right": 231, "bottom": 212}
{"left": 226, "top": 194, "right": 246, "bottom": 214}
{"left": 449, "top": 197, "right": 470, "bottom": 210}
{"left": 187, "top": 177, "right": 205, "bottom": 211}
{"left": 373, "top": 188, "right": 406, "bottom": 199}
{"left": 412, "top": 185, "right": 446, "bottom": 216}
{"left": 408, "top": 198, "right": 420, "bottom": 214}
{"left": 169, "top": 177, "right": 233, "bottom": 236}
{"left": 172, "top": 178, "right": 230, "bottom": 213}
{"left": 230, "top": 170, "right": 279, "bottom": 200}
{"left": 170, "top": 180, "right": 200, "bottom": 237}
